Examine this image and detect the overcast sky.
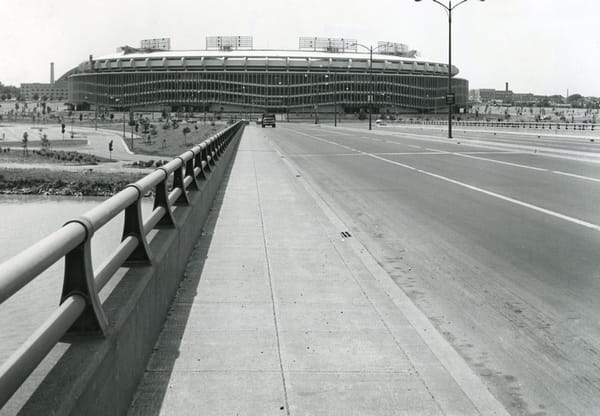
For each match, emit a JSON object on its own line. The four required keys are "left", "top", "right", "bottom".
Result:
{"left": 1, "top": 0, "right": 599, "bottom": 96}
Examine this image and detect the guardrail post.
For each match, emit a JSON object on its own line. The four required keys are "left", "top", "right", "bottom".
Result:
{"left": 195, "top": 149, "right": 207, "bottom": 180}
{"left": 173, "top": 160, "right": 191, "bottom": 205}
{"left": 153, "top": 168, "right": 176, "bottom": 228}
{"left": 185, "top": 155, "right": 200, "bottom": 191}
{"left": 216, "top": 133, "right": 225, "bottom": 157}
{"left": 61, "top": 218, "right": 108, "bottom": 336}
{"left": 122, "top": 184, "right": 152, "bottom": 266}
{"left": 208, "top": 139, "right": 217, "bottom": 167}
{"left": 201, "top": 143, "right": 212, "bottom": 173}
{"left": 211, "top": 137, "right": 221, "bottom": 162}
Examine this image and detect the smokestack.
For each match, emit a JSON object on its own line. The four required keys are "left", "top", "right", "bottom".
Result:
{"left": 50, "top": 62, "right": 55, "bottom": 84}
{"left": 505, "top": 82, "right": 509, "bottom": 92}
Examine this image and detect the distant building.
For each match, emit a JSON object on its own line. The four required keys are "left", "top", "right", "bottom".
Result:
{"left": 20, "top": 62, "right": 69, "bottom": 101}
{"left": 20, "top": 81, "right": 68, "bottom": 101}
{"left": 494, "top": 89, "right": 513, "bottom": 104}
{"left": 512, "top": 93, "right": 536, "bottom": 106}
{"left": 474, "top": 85, "right": 542, "bottom": 105}
{"left": 478, "top": 89, "right": 496, "bottom": 103}
{"left": 469, "top": 89, "right": 481, "bottom": 102}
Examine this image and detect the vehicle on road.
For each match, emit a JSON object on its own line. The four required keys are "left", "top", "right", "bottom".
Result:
{"left": 261, "top": 114, "right": 276, "bottom": 128}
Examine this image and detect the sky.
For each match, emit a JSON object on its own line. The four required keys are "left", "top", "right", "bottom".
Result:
{"left": 1, "top": 0, "right": 599, "bottom": 96}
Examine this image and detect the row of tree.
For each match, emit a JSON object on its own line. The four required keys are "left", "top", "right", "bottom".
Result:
{"left": 0, "top": 82, "right": 21, "bottom": 101}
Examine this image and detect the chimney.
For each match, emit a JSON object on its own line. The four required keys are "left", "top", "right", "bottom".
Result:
{"left": 505, "top": 82, "right": 509, "bottom": 92}
{"left": 50, "top": 62, "right": 55, "bottom": 84}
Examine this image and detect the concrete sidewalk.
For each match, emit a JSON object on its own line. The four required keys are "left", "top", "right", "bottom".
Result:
{"left": 128, "top": 127, "right": 509, "bottom": 415}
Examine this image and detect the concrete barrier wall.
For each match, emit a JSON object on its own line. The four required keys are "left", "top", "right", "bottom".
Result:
{"left": 17, "top": 129, "right": 243, "bottom": 416}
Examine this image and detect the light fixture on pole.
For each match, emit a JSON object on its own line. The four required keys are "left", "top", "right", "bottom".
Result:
{"left": 414, "top": 0, "right": 485, "bottom": 139}
{"left": 351, "top": 43, "right": 387, "bottom": 130}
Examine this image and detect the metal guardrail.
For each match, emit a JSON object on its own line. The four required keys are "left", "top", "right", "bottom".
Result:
{"left": 0, "top": 121, "right": 244, "bottom": 407}
{"left": 397, "top": 119, "right": 599, "bottom": 131}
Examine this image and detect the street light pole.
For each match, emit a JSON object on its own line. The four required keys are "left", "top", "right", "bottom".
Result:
{"left": 352, "top": 43, "right": 385, "bottom": 131}
{"left": 369, "top": 46, "right": 373, "bottom": 131}
{"left": 334, "top": 74, "right": 337, "bottom": 127}
{"left": 448, "top": 5, "right": 453, "bottom": 138}
{"left": 415, "top": 0, "right": 485, "bottom": 138}
{"left": 95, "top": 79, "right": 98, "bottom": 131}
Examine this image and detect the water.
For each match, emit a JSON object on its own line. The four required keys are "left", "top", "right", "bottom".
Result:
{"left": 0, "top": 195, "right": 151, "bottom": 364}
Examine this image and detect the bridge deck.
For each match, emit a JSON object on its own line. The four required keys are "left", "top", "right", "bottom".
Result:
{"left": 127, "top": 127, "right": 507, "bottom": 415}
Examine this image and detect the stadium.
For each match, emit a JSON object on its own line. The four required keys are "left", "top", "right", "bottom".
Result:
{"left": 67, "top": 37, "right": 469, "bottom": 118}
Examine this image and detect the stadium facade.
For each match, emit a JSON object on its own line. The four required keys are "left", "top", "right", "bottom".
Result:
{"left": 67, "top": 39, "right": 469, "bottom": 117}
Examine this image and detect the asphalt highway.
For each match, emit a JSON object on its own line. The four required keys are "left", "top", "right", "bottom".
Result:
{"left": 259, "top": 122, "right": 600, "bottom": 416}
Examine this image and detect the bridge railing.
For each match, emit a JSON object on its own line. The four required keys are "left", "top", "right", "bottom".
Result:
{"left": 0, "top": 120, "right": 244, "bottom": 408}
{"left": 396, "top": 119, "right": 599, "bottom": 132}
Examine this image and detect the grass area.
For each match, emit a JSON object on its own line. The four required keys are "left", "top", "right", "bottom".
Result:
{"left": 0, "top": 148, "right": 111, "bottom": 165}
{"left": 79, "top": 120, "right": 228, "bottom": 157}
{"left": 0, "top": 167, "right": 145, "bottom": 196}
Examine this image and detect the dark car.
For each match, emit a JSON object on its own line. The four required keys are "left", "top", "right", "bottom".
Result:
{"left": 261, "top": 114, "right": 276, "bottom": 128}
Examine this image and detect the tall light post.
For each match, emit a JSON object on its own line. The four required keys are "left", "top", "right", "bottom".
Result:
{"left": 333, "top": 74, "right": 338, "bottom": 127}
{"left": 94, "top": 76, "right": 99, "bottom": 131}
{"left": 352, "top": 43, "right": 386, "bottom": 130}
{"left": 120, "top": 101, "right": 126, "bottom": 139}
{"left": 415, "top": 0, "right": 485, "bottom": 138}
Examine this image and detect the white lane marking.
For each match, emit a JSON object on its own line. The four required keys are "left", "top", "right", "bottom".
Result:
{"left": 289, "top": 129, "right": 600, "bottom": 232}
{"left": 423, "top": 148, "right": 548, "bottom": 172}
{"left": 460, "top": 151, "right": 529, "bottom": 155}
{"left": 293, "top": 152, "right": 362, "bottom": 157}
{"left": 295, "top": 125, "right": 600, "bottom": 183}
{"left": 552, "top": 171, "right": 600, "bottom": 183}
{"left": 372, "top": 152, "right": 446, "bottom": 156}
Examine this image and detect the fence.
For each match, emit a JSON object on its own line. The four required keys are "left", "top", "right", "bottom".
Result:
{"left": 396, "top": 119, "right": 599, "bottom": 131}
{"left": 0, "top": 120, "right": 244, "bottom": 411}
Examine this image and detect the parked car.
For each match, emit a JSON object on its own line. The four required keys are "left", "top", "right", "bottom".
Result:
{"left": 261, "top": 113, "right": 276, "bottom": 128}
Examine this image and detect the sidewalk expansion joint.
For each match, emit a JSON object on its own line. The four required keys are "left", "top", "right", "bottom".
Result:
{"left": 252, "top": 146, "right": 291, "bottom": 416}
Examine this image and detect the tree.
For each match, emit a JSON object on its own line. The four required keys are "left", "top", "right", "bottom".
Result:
{"left": 22, "top": 132, "right": 29, "bottom": 155}
{"left": 182, "top": 126, "right": 191, "bottom": 146}
{"left": 41, "top": 133, "right": 50, "bottom": 149}
{"left": 150, "top": 125, "right": 158, "bottom": 143}
{"left": 32, "top": 93, "right": 40, "bottom": 101}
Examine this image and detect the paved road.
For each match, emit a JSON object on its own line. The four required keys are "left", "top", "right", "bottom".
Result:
{"left": 257, "top": 123, "right": 600, "bottom": 416}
